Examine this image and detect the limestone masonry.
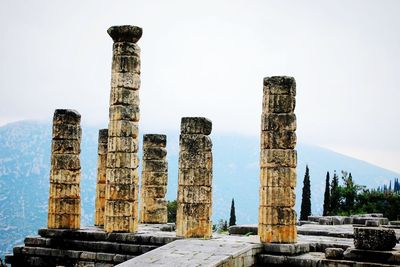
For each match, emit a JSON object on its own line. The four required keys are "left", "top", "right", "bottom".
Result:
{"left": 104, "top": 25, "right": 142, "bottom": 233}
{"left": 94, "top": 129, "right": 108, "bottom": 227}
{"left": 48, "top": 109, "right": 82, "bottom": 229}
{"left": 139, "top": 134, "right": 168, "bottom": 224}
{"left": 176, "top": 117, "right": 213, "bottom": 238}
{"left": 259, "top": 76, "right": 297, "bottom": 243}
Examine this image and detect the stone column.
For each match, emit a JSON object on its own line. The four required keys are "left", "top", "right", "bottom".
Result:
{"left": 176, "top": 117, "right": 213, "bottom": 238}
{"left": 259, "top": 76, "right": 297, "bottom": 243}
{"left": 48, "top": 109, "right": 81, "bottom": 229}
{"left": 139, "top": 134, "right": 168, "bottom": 224}
{"left": 95, "top": 129, "right": 108, "bottom": 227}
{"left": 105, "top": 25, "right": 142, "bottom": 233}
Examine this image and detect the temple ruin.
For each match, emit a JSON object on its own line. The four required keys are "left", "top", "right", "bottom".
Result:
{"left": 48, "top": 109, "right": 82, "bottom": 229}
{"left": 139, "top": 134, "right": 168, "bottom": 224}
{"left": 94, "top": 129, "right": 108, "bottom": 227}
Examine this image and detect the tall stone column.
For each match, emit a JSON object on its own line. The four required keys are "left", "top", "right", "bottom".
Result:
{"left": 176, "top": 117, "right": 213, "bottom": 238}
{"left": 95, "top": 129, "right": 108, "bottom": 227}
{"left": 139, "top": 134, "right": 168, "bottom": 224}
{"left": 48, "top": 109, "right": 81, "bottom": 229}
{"left": 259, "top": 76, "right": 297, "bottom": 243}
{"left": 105, "top": 25, "right": 142, "bottom": 233}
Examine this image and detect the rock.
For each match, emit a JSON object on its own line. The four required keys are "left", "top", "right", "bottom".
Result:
{"left": 343, "top": 248, "right": 400, "bottom": 264}
{"left": 319, "top": 218, "right": 332, "bottom": 225}
{"left": 228, "top": 224, "right": 258, "bottom": 235}
{"left": 353, "top": 227, "right": 396, "bottom": 251}
{"left": 307, "top": 216, "right": 322, "bottom": 222}
{"left": 365, "top": 220, "right": 380, "bottom": 227}
{"left": 180, "top": 117, "right": 212, "bottom": 135}
{"left": 332, "top": 216, "right": 345, "bottom": 225}
{"left": 353, "top": 216, "right": 389, "bottom": 225}
{"left": 325, "top": 248, "right": 344, "bottom": 259}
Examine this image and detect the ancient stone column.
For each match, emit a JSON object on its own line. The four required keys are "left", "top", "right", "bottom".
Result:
{"left": 48, "top": 109, "right": 81, "bottom": 229}
{"left": 105, "top": 25, "right": 142, "bottom": 233}
{"left": 95, "top": 129, "right": 108, "bottom": 227}
{"left": 139, "top": 134, "right": 168, "bottom": 224}
{"left": 176, "top": 117, "right": 213, "bottom": 238}
{"left": 259, "top": 76, "right": 297, "bottom": 243}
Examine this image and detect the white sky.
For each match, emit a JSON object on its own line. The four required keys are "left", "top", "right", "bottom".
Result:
{"left": 0, "top": 0, "right": 399, "bottom": 173}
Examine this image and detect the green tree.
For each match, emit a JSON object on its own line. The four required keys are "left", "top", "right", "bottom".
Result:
{"left": 330, "top": 171, "right": 340, "bottom": 215}
{"left": 323, "top": 171, "right": 330, "bottom": 216}
{"left": 300, "top": 165, "right": 311, "bottom": 220}
{"left": 229, "top": 198, "right": 236, "bottom": 227}
{"left": 167, "top": 200, "right": 177, "bottom": 223}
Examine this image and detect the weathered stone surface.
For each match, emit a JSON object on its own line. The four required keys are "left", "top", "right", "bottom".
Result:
{"left": 176, "top": 118, "right": 213, "bottom": 239}
{"left": 141, "top": 172, "right": 168, "bottom": 186}
{"left": 143, "top": 134, "right": 167, "bottom": 147}
{"left": 180, "top": 117, "right": 212, "bottom": 135}
{"left": 105, "top": 25, "right": 142, "bottom": 233}
{"left": 228, "top": 224, "right": 258, "bottom": 235}
{"left": 365, "top": 220, "right": 381, "bottom": 227}
{"left": 142, "top": 160, "right": 167, "bottom": 172}
{"left": 343, "top": 247, "right": 400, "bottom": 264}
{"left": 259, "top": 76, "right": 297, "bottom": 244}
{"left": 353, "top": 227, "right": 396, "bottom": 251}
{"left": 263, "top": 76, "right": 296, "bottom": 96}
{"left": 325, "top": 248, "right": 344, "bottom": 259}
{"left": 95, "top": 129, "right": 108, "bottom": 227}
{"left": 48, "top": 109, "right": 81, "bottom": 229}
{"left": 143, "top": 147, "right": 167, "bottom": 160}
{"left": 353, "top": 216, "right": 389, "bottom": 225}
{"left": 263, "top": 243, "right": 309, "bottom": 255}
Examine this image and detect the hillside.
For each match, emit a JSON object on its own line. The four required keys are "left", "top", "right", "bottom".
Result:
{"left": 0, "top": 121, "right": 398, "bottom": 257}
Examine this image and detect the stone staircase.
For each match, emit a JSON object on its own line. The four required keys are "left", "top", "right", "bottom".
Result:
{"left": 5, "top": 225, "right": 178, "bottom": 267}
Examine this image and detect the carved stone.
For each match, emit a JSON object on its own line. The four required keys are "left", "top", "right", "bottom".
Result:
{"left": 259, "top": 76, "right": 297, "bottom": 243}
{"left": 95, "top": 129, "right": 108, "bottom": 227}
{"left": 48, "top": 109, "right": 81, "bottom": 229}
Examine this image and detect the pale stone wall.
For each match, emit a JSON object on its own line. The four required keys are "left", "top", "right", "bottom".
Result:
{"left": 140, "top": 134, "right": 168, "bottom": 224}
{"left": 48, "top": 109, "right": 81, "bottom": 229}
{"left": 176, "top": 117, "right": 213, "bottom": 238}
{"left": 259, "top": 76, "right": 297, "bottom": 243}
{"left": 105, "top": 25, "right": 142, "bottom": 232}
{"left": 95, "top": 129, "right": 108, "bottom": 227}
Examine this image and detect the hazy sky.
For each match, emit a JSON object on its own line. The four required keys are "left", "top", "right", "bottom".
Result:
{"left": 0, "top": 0, "right": 399, "bottom": 173}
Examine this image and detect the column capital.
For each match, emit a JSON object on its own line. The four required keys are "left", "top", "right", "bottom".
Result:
{"left": 107, "top": 25, "right": 142, "bottom": 43}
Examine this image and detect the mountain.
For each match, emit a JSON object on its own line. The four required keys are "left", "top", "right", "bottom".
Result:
{"left": 0, "top": 121, "right": 399, "bottom": 257}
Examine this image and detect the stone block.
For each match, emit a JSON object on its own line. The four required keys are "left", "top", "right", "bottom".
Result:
{"left": 105, "top": 184, "right": 138, "bottom": 201}
{"left": 98, "top": 129, "right": 109, "bottom": 143}
{"left": 261, "top": 113, "right": 297, "bottom": 132}
{"left": 105, "top": 201, "right": 134, "bottom": 217}
{"left": 176, "top": 203, "right": 212, "bottom": 221}
{"left": 263, "top": 94, "right": 296, "bottom": 114}
{"left": 180, "top": 117, "right": 212, "bottom": 135}
{"left": 178, "top": 168, "right": 212, "bottom": 186}
{"left": 141, "top": 171, "right": 168, "bottom": 186}
{"left": 107, "top": 137, "right": 138, "bottom": 153}
{"left": 178, "top": 185, "right": 212, "bottom": 204}
{"left": 353, "top": 227, "right": 396, "bottom": 251}
{"left": 48, "top": 198, "right": 80, "bottom": 214}
{"left": 259, "top": 207, "right": 296, "bottom": 225}
{"left": 112, "top": 41, "right": 141, "bottom": 56}
{"left": 140, "top": 186, "right": 167, "bottom": 199}
{"left": 258, "top": 224, "right": 297, "bottom": 243}
{"left": 48, "top": 213, "right": 80, "bottom": 229}
{"left": 365, "top": 220, "right": 380, "bottom": 227}
{"left": 176, "top": 218, "right": 212, "bottom": 238}
{"left": 110, "top": 87, "right": 140, "bottom": 106}
{"left": 260, "top": 167, "right": 296, "bottom": 187}
{"left": 260, "top": 149, "right": 297, "bottom": 168}
{"left": 104, "top": 215, "right": 137, "bottom": 233}
{"left": 259, "top": 186, "right": 296, "bottom": 207}
{"left": 142, "top": 160, "right": 168, "bottom": 172}
{"left": 109, "top": 105, "right": 140, "bottom": 122}
{"left": 49, "top": 183, "right": 80, "bottom": 199}
{"left": 52, "top": 124, "right": 82, "bottom": 140}
{"left": 51, "top": 154, "right": 81, "bottom": 170}
{"left": 343, "top": 247, "right": 400, "bottom": 264}
{"left": 325, "top": 248, "right": 344, "bottom": 259}
{"left": 112, "top": 55, "right": 140, "bottom": 74}
{"left": 108, "top": 25, "right": 143, "bottom": 43}
{"left": 179, "top": 134, "right": 213, "bottom": 152}
{"left": 52, "top": 139, "right": 80, "bottom": 154}
{"left": 260, "top": 130, "right": 296, "bottom": 149}
{"left": 228, "top": 224, "right": 258, "bottom": 235}
{"left": 143, "top": 134, "right": 167, "bottom": 147}
{"left": 111, "top": 72, "right": 141, "bottom": 90}
{"left": 53, "top": 109, "right": 81, "bottom": 125}
{"left": 106, "top": 168, "right": 138, "bottom": 184}
{"left": 50, "top": 169, "right": 81, "bottom": 184}
{"left": 108, "top": 120, "right": 138, "bottom": 138}
{"left": 179, "top": 151, "right": 212, "bottom": 169}
{"left": 263, "top": 76, "right": 296, "bottom": 96}
{"left": 106, "top": 152, "right": 139, "bottom": 169}
{"left": 143, "top": 147, "right": 167, "bottom": 160}
{"left": 263, "top": 243, "right": 309, "bottom": 255}
{"left": 307, "top": 215, "right": 323, "bottom": 222}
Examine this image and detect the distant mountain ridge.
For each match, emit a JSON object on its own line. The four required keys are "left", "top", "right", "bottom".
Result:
{"left": 0, "top": 120, "right": 398, "bottom": 257}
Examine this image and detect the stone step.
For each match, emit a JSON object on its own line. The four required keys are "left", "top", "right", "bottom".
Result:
{"left": 24, "top": 236, "right": 157, "bottom": 255}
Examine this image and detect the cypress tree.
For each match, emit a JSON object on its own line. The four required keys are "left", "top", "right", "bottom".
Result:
{"left": 229, "top": 198, "right": 236, "bottom": 226}
{"left": 323, "top": 171, "right": 330, "bottom": 216}
{"left": 300, "top": 165, "right": 311, "bottom": 221}
{"left": 330, "top": 171, "right": 340, "bottom": 215}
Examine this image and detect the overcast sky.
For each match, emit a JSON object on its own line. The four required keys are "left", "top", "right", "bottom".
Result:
{"left": 0, "top": 0, "right": 399, "bottom": 173}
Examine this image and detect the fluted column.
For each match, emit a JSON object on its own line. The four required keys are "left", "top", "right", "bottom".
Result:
{"left": 140, "top": 134, "right": 168, "bottom": 224}
{"left": 48, "top": 109, "right": 81, "bottom": 229}
{"left": 95, "top": 129, "right": 108, "bottom": 227}
{"left": 259, "top": 76, "right": 297, "bottom": 243}
{"left": 176, "top": 117, "right": 213, "bottom": 238}
{"left": 105, "top": 25, "right": 142, "bottom": 232}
